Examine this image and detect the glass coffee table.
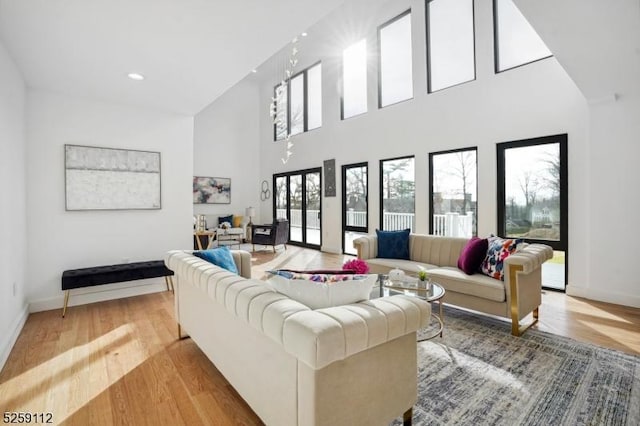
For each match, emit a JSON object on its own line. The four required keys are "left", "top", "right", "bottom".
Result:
{"left": 379, "top": 275, "right": 446, "bottom": 341}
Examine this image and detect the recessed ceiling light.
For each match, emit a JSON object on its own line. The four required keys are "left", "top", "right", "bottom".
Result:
{"left": 127, "top": 73, "right": 145, "bottom": 81}
{"left": 251, "top": 69, "right": 257, "bottom": 73}
{"left": 301, "top": 32, "right": 308, "bottom": 37}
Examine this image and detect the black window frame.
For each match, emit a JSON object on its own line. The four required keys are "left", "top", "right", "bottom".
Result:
{"left": 425, "top": 0, "right": 477, "bottom": 94}
{"left": 340, "top": 38, "right": 368, "bottom": 121}
{"left": 377, "top": 9, "right": 414, "bottom": 109}
{"left": 496, "top": 133, "right": 568, "bottom": 290}
{"left": 379, "top": 155, "right": 416, "bottom": 231}
{"left": 272, "top": 167, "right": 323, "bottom": 249}
{"left": 492, "top": 0, "right": 553, "bottom": 74}
{"left": 342, "top": 162, "right": 369, "bottom": 253}
{"left": 272, "top": 61, "right": 322, "bottom": 141}
{"left": 428, "top": 146, "right": 478, "bottom": 236}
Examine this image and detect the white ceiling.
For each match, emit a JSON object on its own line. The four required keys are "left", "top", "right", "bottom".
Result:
{"left": 515, "top": 0, "right": 640, "bottom": 101}
{"left": 0, "top": 0, "right": 348, "bottom": 115}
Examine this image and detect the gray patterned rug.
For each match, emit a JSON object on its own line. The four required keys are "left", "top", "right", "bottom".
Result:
{"left": 392, "top": 306, "right": 640, "bottom": 426}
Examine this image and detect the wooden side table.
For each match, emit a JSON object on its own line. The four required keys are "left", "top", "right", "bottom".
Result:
{"left": 194, "top": 230, "right": 216, "bottom": 250}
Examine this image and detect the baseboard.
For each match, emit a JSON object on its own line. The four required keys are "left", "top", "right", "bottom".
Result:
{"left": 29, "top": 278, "right": 169, "bottom": 313}
{"left": 566, "top": 285, "right": 640, "bottom": 309}
{"left": 0, "top": 304, "right": 29, "bottom": 372}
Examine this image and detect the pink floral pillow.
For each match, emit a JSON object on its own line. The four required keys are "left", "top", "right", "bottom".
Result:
{"left": 480, "top": 236, "right": 523, "bottom": 280}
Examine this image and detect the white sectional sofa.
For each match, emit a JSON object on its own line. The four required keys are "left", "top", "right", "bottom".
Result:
{"left": 353, "top": 234, "right": 553, "bottom": 336}
{"left": 165, "top": 250, "right": 431, "bottom": 426}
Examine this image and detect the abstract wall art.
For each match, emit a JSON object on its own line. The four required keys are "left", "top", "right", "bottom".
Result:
{"left": 193, "top": 176, "right": 231, "bottom": 204}
{"left": 65, "top": 144, "right": 161, "bottom": 211}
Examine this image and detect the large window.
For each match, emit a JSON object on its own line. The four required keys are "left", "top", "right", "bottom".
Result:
{"left": 497, "top": 134, "right": 568, "bottom": 290}
{"left": 273, "top": 62, "right": 323, "bottom": 140}
{"left": 380, "top": 156, "right": 415, "bottom": 231}
{"left": 342, "top": 162, "right": 368, "bottom": 254}
{"left": 342, "top": 39, "right": 368, "bottom": 119}
{"left": 493, "top": 0, "right": 552, "bottom": 72}
{"left": 378, "top": 10, "right": 413, "bottom": 108}
{"left": 273, "top": 83, "right": 288, "bottom": 141}
{"left": 429, "top": 148, "right": 477, "bottom": 237}
{"left": 426, "top": 0, "right": 476, "bottom": 92}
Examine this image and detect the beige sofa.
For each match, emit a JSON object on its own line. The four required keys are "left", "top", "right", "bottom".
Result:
{"left": 165, "top": 250, "right": 431, "bottom": 426}
{"left": 353, "top": 234, "right": 553, "bottom": 336}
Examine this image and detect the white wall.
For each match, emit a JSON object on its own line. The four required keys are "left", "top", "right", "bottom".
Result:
{"left": 0, "top": 41, "right": 28, "bottom": 369}
{"left": 255, "top": 0, "right": 589, "bottom": 276}
{"left": 567, "top": 95, "right": 640, "bottom": 306}
{"left": 193, "top": 79, "right": 261, "bottom": 229}
{"left": 26, "top": 90, "right": 194, "bottom": 311}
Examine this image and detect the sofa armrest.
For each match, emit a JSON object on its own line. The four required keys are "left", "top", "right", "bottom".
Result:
{"left": 504, "top": 243, "right": 554, "bottom": 274}
{"left": 230, "top": 250, "right": 252, "bottom": 279}
{"left": 281, "top": 295, "right": 430, "bottom": 370}
{"left": 353, "top": 235, "right": 378, "bottom": 260}
{"left": 503, "top": 243, "right": 553, "bottom": 335}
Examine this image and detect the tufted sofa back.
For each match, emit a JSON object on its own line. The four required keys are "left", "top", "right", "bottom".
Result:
{"left": 409, "top": 234, "right": 469, "bottom": 267}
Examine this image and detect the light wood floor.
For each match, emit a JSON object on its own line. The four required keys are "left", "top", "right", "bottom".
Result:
{"left": 1, "top": 246, "right": 639, "bottom": 425}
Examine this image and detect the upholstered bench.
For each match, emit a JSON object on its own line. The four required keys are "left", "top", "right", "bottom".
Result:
{"left": 61, "top": 260, "right": 174, "bottom": 317}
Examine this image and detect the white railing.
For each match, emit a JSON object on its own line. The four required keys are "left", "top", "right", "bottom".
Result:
{"left": 433, "top": 212, "right": 473, "bottom": 237}
{"left": 277, "top": 209, "right": 320, "bottom": 229}
{"left": 279, "top": 209, "right": 472, "bottom": 237}
{"left": 383, "top": 212, "right": 415, "bottom": 231}
{"left": 346, "top": 210, "right": 367, "bottom": 227}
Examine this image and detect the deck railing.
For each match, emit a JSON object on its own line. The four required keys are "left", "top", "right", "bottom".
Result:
{"left": 278, "top": 209, "right": 473, "bottom": 238}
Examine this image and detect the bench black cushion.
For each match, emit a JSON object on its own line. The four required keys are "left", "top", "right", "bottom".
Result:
{"left": 62, "top": 260, "right": 174, "bottom": 290}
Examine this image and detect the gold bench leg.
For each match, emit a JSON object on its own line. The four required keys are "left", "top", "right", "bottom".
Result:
{"left": 164, "top": 276, "right": 174, "bottom": 293}
{"left": 62, "top": 290, "right": 70, "bottom": 318}
{"left": 403, "top": 408, "right": 412, "bottom": 426}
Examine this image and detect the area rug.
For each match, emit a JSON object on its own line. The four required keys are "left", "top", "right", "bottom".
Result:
{"left": 392, "top": 306, "right": 640, "bottom": 426}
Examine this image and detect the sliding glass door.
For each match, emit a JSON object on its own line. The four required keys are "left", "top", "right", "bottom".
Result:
{"left": 342, "top": 162, "right": 368, "bottom": 254}
{"left": 273, "top": 168, "right": 322, "bottom": 249}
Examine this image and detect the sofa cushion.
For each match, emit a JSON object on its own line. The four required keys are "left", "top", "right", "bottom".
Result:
{"left": 267, "top": 271, "right": 377, "bottom": 309}
{"left": 457, "top": 237, "right": 488, "bottom": 275}
{"left": 232, "top": 215, "right": 243, "bottom": 228}
{"left": 376, "top": 229, "right": 410, "bottom": 260}
{"left": 193, "top": 246, "right": 239, "bottom": 274}
{"left": 427, "top": 267, "right": 505, "bottom": 302}
{"left": 480, "top": 236, "right": 523, "bottom": 280}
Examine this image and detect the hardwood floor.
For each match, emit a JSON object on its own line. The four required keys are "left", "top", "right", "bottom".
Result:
{"left": 1, "top": 245, "right": 639, "bottom": 425}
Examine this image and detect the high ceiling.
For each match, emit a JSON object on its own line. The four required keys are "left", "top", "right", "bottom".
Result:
{"left": 0, "top": 0, "right": 348, "bottom": 115}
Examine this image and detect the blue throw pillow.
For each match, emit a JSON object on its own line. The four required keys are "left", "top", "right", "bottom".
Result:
{"left": 376, "top": 229, "right": 410, "bottom": 260}
{"left": 218, "top": 214, "right": 233, "bottom": 227}
{"left": 193, "top": 246, "right": 239, "bottom": 274}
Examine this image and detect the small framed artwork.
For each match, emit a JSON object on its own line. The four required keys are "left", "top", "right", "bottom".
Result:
{"left": 193, "top": 176, "right": 231, "bottom": 204}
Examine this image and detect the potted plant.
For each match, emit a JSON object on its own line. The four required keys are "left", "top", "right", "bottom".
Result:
{"left": 417, "top": 268, "right": 430, "bottom": 290}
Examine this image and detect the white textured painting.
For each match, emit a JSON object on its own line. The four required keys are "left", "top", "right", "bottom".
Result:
{"left": 65, "top": 145, "right": 161, "bottom": 210}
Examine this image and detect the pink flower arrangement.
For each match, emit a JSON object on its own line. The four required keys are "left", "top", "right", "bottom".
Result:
{"left": 342, "top": 258, "right": 370, "bottom": 274}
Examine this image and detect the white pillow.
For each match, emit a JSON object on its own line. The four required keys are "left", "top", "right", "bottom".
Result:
{"left": 267, "top": 272, "right": 376, "bottom": 309}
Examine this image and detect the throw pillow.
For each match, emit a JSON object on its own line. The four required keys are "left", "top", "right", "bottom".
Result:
{"left": 480, "top": 236, "right": 523, "bottom": 280}
{"left": 218, "top": 214, "right": 233, "bottom": 227}
{"left": 193, "top": 246, "right": 239, "bottom": 274}
{"left": 267, "top": 271, "right": 376, "bottom": 309}
{"left": 376, "top": 228, "right": 410, "bottom": 260}
{"left": 232, "top": 216, "right": 243, "bottom": 228}
{"left": 457, "top": 237, "right": 489, "bottom": 275}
